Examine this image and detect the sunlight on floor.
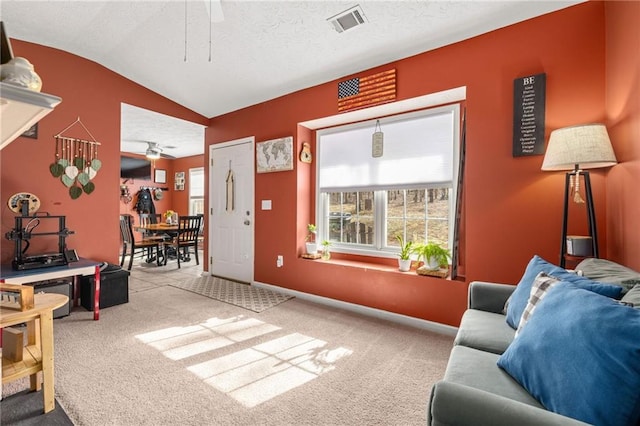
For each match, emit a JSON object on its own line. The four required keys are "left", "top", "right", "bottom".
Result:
{"left": 135, "top": 315, "right": 281, "bottom": 360}
{"left": 135, "top": 316, "right": 352, "bottom": 407}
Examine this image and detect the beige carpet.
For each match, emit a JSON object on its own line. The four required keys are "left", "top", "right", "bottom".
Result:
{"left": 170, "top": 276, "right": 294, "bottom": 312}
{"left": 6, "top": 284, "right": 453, "bottom": 425}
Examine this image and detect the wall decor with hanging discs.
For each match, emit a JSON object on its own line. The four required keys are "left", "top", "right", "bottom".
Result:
{"left": 51, "top": 117, "right": 102, "bottom": 199}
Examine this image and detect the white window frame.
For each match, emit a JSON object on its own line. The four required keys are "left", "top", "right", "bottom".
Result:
{"left": 315, "top": 104, "right": 461, "bottom": 259}
{"left": 188, "top": 167, "right": 205, "bottom": 216}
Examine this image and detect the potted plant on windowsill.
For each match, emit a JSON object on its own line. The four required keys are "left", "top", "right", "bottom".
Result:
{"left": 413, "top": 242, "right": 451, "bottom": 272}
{"left": 396, "top": 235, "right": 414, "bottom": 272}
{"left": 305, "top": 224, "right": 317, "bottom": 254}
{"left": 321, "top": 240, "right": 331, "bottom": 260}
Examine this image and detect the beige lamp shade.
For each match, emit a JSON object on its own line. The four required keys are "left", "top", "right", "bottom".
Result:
{"left": 541, "top": 124, "right": 617, "bottom": 171}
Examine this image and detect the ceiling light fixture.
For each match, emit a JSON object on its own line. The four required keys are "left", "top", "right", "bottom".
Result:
{"left": 147, "top": 149, "right": 160, "bottom": 160}
{"left": 327, "top": 5, "right": 368, "bottom": 33}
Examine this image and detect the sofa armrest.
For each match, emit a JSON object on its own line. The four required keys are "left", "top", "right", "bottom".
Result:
{"left": 468, "top": 281, "right": 516, "bottom": 313}
{"left": 428, "top": 381, "right": 589, "bottom": 426}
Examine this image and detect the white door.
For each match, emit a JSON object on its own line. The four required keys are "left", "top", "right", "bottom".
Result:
{"left": 209, "top": 137, "right": 254, "bottom": 283}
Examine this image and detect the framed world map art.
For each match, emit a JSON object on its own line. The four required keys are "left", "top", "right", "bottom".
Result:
{"left": 256, "top": 136, "right": 294, "bottom": 173}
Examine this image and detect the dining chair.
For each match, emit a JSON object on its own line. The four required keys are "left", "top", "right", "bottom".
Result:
{"left": 164, "top": 215, "right": 202, "bottom": 269}
{"left": 138, "top": 213, "right": 166, "bottom": 242}
{"left": 119, "top": 214, "right": 163, "bottom": 270}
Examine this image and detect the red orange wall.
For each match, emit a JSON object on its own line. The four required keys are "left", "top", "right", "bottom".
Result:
{"left": 171, "top": 155, "right": 205, "bottom": 216}
{"left": 604, "top": 1, "right": 640, "bottom": 271}
{"left": 1, "top": 41, "right": 208, "bottom": 265}
{"left": 207, "top": 2, "right": 612, "bottom": 326}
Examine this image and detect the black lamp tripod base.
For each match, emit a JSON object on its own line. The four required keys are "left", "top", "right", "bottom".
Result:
{"left": 559, "top": 168, "right": 599, "bottom": 268}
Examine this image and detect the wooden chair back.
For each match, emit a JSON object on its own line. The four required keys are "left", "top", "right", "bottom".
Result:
{"left": 177, "top": 215, "right": 202, "bottom": 244}
{"left": 119, "top": 214, "right": 135, "bottom": 245}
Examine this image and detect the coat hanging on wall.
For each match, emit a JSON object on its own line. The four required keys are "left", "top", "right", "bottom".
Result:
{"left": 50, "top": 117, "right": 102, "bottom": 199}
{"left": 134, "top": 188, "right": 156, "bottom": 215}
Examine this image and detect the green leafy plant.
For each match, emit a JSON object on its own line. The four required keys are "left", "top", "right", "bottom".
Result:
{"left": 395, "top": 235, "right": 413, "bottom": 260}
{"left": 412, "top": 242, "right": 451, "bottom": 269}
{"left": 321, "top": 240, "right": 331, "bottom": 260}
{"left": 306, "top": 224, "right": 317, "bottom": 242}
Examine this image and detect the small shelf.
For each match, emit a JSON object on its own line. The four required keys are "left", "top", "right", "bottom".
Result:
{"left": 0, "top": 82, "right": 62, "bottom": 150}
{"left": 1, "top": 344, "right": 42, "bottom": 383}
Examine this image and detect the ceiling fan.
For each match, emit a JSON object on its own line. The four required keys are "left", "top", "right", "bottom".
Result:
{"left": 124, "top": 141, "right": 177, "bottom": 160}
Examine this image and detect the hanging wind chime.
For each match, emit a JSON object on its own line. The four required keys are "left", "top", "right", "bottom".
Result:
{"left": 50, "top": 117, "right": 102, "bottom": 199}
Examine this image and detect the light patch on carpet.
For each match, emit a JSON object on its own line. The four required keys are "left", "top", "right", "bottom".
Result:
{"left": 136, "top": 316, "right": 281, "bottom": 361}
{"left": 137, "top": 316, "right": 352, "bottom": 408}
{"left": 189, "top": 331, "right": 352, "bottom": 407}
{"left": 170, "top": 276, "right": 294, "bottom": 312}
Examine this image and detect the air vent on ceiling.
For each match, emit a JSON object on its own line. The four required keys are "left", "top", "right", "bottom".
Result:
{"left": 327, "top": 5, "right": 368, "bottom": 33}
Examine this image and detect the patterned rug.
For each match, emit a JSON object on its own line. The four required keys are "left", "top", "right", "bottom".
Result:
{"left": 170, "top": 275, "right": 294, "bottom": 313}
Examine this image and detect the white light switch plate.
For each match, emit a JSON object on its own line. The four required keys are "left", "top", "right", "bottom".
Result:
{"left": 261, "top": 200, "right": 272, "bottom": 210}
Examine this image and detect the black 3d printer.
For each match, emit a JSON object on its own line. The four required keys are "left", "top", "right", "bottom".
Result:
{"left": 5, "top": 192, "right": 76, "bottom": 270}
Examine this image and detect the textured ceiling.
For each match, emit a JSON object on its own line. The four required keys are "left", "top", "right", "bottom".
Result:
{"left": 1, "top": 0, "right": 582, "bottom": 157}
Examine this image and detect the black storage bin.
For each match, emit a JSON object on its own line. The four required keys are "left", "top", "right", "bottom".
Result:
{"left": 26, "top": 279, "right": 72, "bottom": 319}
{"left": 80, "top": 263, "right": 129, "bottom": 311}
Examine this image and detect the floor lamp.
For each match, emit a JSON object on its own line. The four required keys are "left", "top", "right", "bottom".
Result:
{"left": 541, "top": 124, "right": 617, "bottom": 268}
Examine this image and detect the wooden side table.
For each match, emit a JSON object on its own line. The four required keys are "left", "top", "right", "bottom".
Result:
{"left": 1, "top": 292, "right": 68, "bottom": 413}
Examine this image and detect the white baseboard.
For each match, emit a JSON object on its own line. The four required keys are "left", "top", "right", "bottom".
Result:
{"left": 253, "top": 281, "right": 458, "bottom": 337}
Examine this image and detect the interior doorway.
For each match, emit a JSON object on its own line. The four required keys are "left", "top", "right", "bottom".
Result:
{"left": 209, "top": 137, "right": 254, "bottom": 283}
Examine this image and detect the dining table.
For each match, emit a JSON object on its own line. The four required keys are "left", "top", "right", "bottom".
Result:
{"left": 134, "top": 223, "right": 191, "bottom": 264}
{"left": 135, "top": 222, "right": 179, "bottom": 233}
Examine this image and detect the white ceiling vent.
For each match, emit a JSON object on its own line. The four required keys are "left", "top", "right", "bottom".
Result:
{"left": 327, "top": 5, "right": 368, "bottom": 33}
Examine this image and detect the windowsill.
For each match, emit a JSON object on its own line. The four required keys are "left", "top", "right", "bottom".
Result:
{"left": 300, "top": 253, "right": 465, "bottom": 282}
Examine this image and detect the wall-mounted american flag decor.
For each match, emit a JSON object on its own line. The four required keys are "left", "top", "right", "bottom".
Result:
{"left": 337, "top": 69, "right": 396, "bottom": 113}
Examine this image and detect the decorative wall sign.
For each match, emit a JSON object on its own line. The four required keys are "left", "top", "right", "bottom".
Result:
{"left": 175, "top": 171, "right": 185, "bottom": 191}
{"left": 256, "top": 136, "right": 294, "bottom": 173}
{"left": 300, "top": 142, "right": 312, "bottom": 163}
{"left": 338, "top": 69, "right": 396, "bottom": 113}
{"left": 513, "top": 73, "right": 546, "bottom": 157}
{"left": 372, "top": 120, "right": 383, "bottom": 158}
{"left": 154, "top": 169, "right": 166, "bottom": 184}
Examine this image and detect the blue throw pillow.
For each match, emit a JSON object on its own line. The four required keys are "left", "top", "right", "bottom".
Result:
{"left": 505, "top": 255, "right": 622, "bottom": 329}
{"left": 498, "top": 283, "right": 640, "bottom": 425}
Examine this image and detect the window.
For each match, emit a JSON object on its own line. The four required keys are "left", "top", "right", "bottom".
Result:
{"left": 316, "top": 104, "right": 460, "bottom": 259}
{"left": 189, "top": 167, "right": 205, "bottom": 216}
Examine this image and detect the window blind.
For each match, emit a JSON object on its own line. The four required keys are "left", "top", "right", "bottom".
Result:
{"left": 318, "top": 105, "right": 457, "bottom": 192}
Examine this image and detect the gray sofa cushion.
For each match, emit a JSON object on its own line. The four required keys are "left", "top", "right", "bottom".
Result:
{"left": 428, "top": 381, "right": 589, "bottom": 426}
{"left": 622, "top": 284, "right": 640, "bottom": 308}
{"left": 454, "top": 309, "right": 514, "bottom": 354}
{"left": 443, "top": 345, "right": 542, "bottom": 408}
{"left": 576, "top": 258, "right": 640, "bottom": 293}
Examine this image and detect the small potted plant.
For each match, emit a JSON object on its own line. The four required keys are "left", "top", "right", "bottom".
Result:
{"left": 413, "top": 242, "right": 451, "bottom": 271}
{"left": 164, "top": 210, "right": 176, "bottom": 225}
{"left": 305, "top": 224, "right": 317, "bottom": 254}
{"left": 321, "top": 240, "right": 331, "bottom": 260}
{"left": 396, "top": 235, "right": 413, "bottom": 272}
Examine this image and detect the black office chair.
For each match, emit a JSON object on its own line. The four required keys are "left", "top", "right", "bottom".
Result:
{"left": 164, "top": 215, "right": 202, "bottom": 269}
{"left": 119, "top": 214, "right": 163, "bottom": 270}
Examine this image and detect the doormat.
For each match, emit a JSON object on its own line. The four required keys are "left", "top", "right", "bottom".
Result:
{"left": 170, "top": 276, "right": 294, "bottom": 313}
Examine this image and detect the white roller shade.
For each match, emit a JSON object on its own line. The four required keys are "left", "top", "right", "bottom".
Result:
{"left": 318, "top": 105, "right": 458, "bottom": 192}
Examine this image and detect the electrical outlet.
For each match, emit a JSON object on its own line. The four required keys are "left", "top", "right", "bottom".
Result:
{"left": 276, "top": 255, "right": 283, "bottom": 268}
